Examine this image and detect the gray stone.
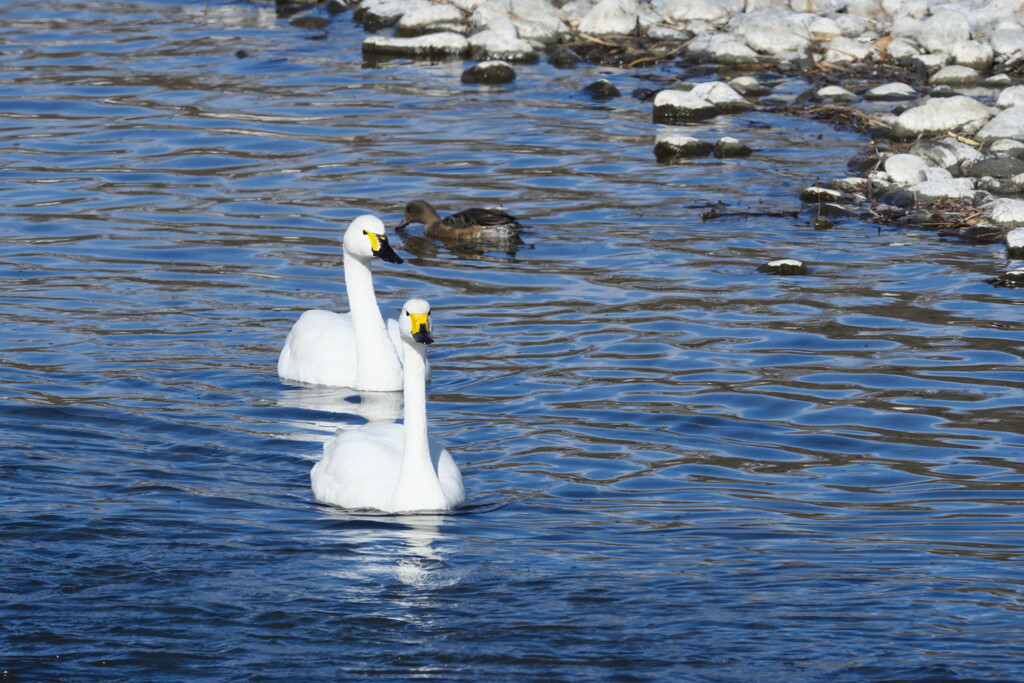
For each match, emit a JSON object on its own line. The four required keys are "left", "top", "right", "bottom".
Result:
{"left": 470, "top": 0, "right": 568, "bottom": 43}
{"left": 396, "top": 3, "right": 465, "bottom": 34}
{"left": 909, "top": 138, "right": 982, "bottom": 171}
{"left": 976, "top": 107, "right": 1024, "bottom": 142}
{"left": 652, "top": 0, "right": 743, "bottom": 27}
{"left": 729, "top": 76, "right": 770, "bottom": 96}
{"left": 758, "top": 258, "right": 807, "bottom": 275}
{"left": 892, "top": 96, "right": 991, "bottom": 139}
{"left": 736, "top": 10, "right": 814, "bottom": 56}
{"left": 818, "top": 85, "right": 857, "bottom": 102}
{"left": 965, "top": 156, "right": 1024, "bottom": 179}
{"left": 468, "top": 18, "right": 538, "bottom": 61}
{"left": 908, "top": 178, "right": 975, "bottom": 204}
{"left": 583, "top": 78, "right": 621, "bottom": 99}
{"left": 823, "top": 36, "right": 877, "bottom": 64}
{"left": 808, "top": 16, "right": 841, "bottom": 42}
{"left": 951, "top": 40, "right": 994, "bottom": 71}
{"left": 990, "top": 28, "right": 1024, "bottom": 59}
{"left": 1006, "top": 226, "right": 1024, "bottom": 257}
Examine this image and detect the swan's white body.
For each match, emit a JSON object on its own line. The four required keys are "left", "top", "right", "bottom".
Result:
{"left": 278, "top": 215, "right": 405, "bottom": 391}
{"left": 311, "top": 300, "right": 465, "bottom": 514}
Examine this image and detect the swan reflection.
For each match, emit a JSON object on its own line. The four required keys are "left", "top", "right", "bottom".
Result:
{"left": 278, "top": 386, "right": 403, "bottom": 444}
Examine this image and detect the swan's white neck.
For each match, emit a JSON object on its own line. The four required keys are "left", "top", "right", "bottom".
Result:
{"left": 392, "top": 338, "right": 445, "bottom": 510}
{"left": 344, "top": 249, "right": 402, "bottom": 391}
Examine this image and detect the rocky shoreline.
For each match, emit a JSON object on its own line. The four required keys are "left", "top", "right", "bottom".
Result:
{"left": 282, "top": 0, "right": 1024, "bottom": 282}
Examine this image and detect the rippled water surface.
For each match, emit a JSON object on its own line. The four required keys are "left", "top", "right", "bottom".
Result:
{"left": 3, "top": 1, "right": 1024, "bottom": 680}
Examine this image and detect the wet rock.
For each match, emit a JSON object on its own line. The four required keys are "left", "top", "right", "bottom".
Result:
{"left": 918, "top": 8, "right": 971, "bottom": 54}
{"left": 929, "top": 85, "right": 958, "bottom": 98}
{"left": 832, "top": 177, "right": 869, "bottom": 193}
{"left": 951, "top": 40, "right": 994, "bottom": 71}
{"left": 690, "top": 81, "right": 752, "bottom": 113}
{"left": 714, "top": 137, "right": 752, "bottom": 157}
{"left": 976, "top": 107, "right": 1024, "bottom": 143}
{"left": 355, "top": 0, "right": 416, "bottom": 30}
{"left": 816, "top": 203, "right": 857, "bottom": 218}
{"left": 1006, "top": 227, "right": 1024, "bottom": 258}
{"left": 996, "top": 86, "right": 1024, "bottom": 110}
{"left": 965, "top": 156, "right": 1024, "bottom": 179}
{"left": 884, "top": 154, "right": 929, "bottom": 186}
{"left": 578, "top": 0, "right": 639, "bottom": 35}
{"left": 235, "top": 49, "right": 249, "bottom": 59}
{"left": 818, "top": 85, "right": 857, "bottom": 103}
{"left": 326, "top": 0, "right": 345, "bottom": 15}
{"left": 909, "top": 138, "right": 980, "bottom": 173}
{"left": 758, "top": 258, "right": 807, "bottom": 275}
{"left": 907, "top": 178, "right": 975, "bottom": 204}
{"left": 812, "top": 216, "right": 834, "bottom": 230}
{"left": 652, "top": 89, "right": 718, "bottom": 123}
{"left": 979, "top": 73, "right": 1013, "bottom": 89}
{"left": 583, "top": 78, "right": 621, "bottom": 99}
{"left": 864, "top": 82, "right": 916, "bottom": 101}
{"left": 989, "top": 198, "right": 1024, "bottom": 226}
{"left": 653, "top": 133, "right": 714, "bottom": 161}
{"left": 929, "top": 65, "right": 978, "bottom": 86}
{"left": 728, "top": 76, "right": 769, "bottom": 97}
{"left": 363, "top": 32, "right": 470, "bottom": 58}
{"left": 461, "top": 60, "right": 516, "bottom": 84}
{"left": 986, "top": 266, "right": 1024, "bottom": 288}
{"left": 891, "top": 95, "right": 991, "bottom": 140}
{"left": 548, "top": 46, "right": 581, "bottom": 68}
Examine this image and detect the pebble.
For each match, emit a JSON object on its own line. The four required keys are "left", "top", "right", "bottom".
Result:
{"left": 818, "top": 85, "right": 857, "bottom": 103}
{"left": 989, "top": 198, "right": 1024, "bottom": 226}
{"left": 976, "top": 107, "right": 1024, "bottom": 143}
{"left": 928, "top": 65, "right": 978, "bottom": 86}
{"left": 884, "top": 154, "right": 928, "bottom": 186}
{"left": 689, "top": 81, "right": 752, "bottom": 113}
{"left": 652, "top": 89, "right": 719, "bottom": 124}
{"left": 1006, "top": 227, "right": 1024, "bottom": 258}
{"left": 363, "top": 32, "right": 469, "bottom": 58}
{"left": 891, "top": 95, "right": 991, "bottom": 139}
{"left": 461, "top": 60, "right": 517, "bottom": 84}
{"left": 653, "top": 133, "right": 714, "bottom": 161}
{"left": 713, "top": 137, "right": 752, "bottom": 158}
{"left": 583, "top": 78, "right": 621, "bottom": 99}
{"left": 864, "top": 82, "right": 917, "bottom": 101}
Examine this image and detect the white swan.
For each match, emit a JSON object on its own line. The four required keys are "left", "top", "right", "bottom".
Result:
{"left": 278, "top": 215, "right": 406, "bottom": 391}
{"left": 311, "top": 299, "right": 465, "bottom": 514}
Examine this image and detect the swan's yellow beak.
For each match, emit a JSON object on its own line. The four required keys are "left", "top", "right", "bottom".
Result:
{"left": 409, "top": 312, "right": 433, "bottom": 345}
{"left": 364, "top": 230, "right": 404, "bottom": 264}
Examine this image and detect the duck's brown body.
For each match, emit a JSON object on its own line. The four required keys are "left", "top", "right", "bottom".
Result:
{"left": 396, "top": 200, "right": 523, "bottom": 242}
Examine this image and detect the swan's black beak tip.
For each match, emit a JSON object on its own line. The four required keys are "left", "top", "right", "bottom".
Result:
{"left": 413, "top": 330, "right": 434, "bottom": 345}
{"left": 374, "top": 238, "right": 404, "bottom": 264}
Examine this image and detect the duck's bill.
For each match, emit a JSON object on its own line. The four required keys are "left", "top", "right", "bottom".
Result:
{"left": 394, "top": 220, "right": 410, "bottom": 230}
{"left": 373, "top": 235, "right": 404, "bottom": 264}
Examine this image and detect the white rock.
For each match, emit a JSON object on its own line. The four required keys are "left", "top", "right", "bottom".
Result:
{"left": 884, "top": 154, "right": 929, "bottom": 186}
{"left": 652, "top": 89, "right": 719, "bottom": 122}
{"left": 908, "top": 178, "right": 975, "bottom": 203}
{"left": 808, "top": 16, "right": 842, "bottom": 42}
{"left": 818, "top": 85, "right": 857, "bottom": 102}
{"left": 470, "top": 0, "right": 568, "bottom": 42}
{"left": 358, "top": 0, "right": 426, "bottom": 27}
{"left": 468, "top": 17, "right": 537, "bottom": 60}
{"left": 746, "top": 0, "right": 789, "bottom": 9}
{"left": 652, "top": 0, "right": 743, "bottom": 27}
{"left": 653, "top": 133, "right": 714, "bottom": 158}
{"left": 990, "top": 28, "right": 1024, "bottom": 59}
{"left": 990, "top": 198, "right": 1024, "bottom": 226}
{"left": 1006, "top": 226, "right": 1024, "bottom": 249}
{"left": 729, "top": 76, "right": 769, "bottom": 95}
{"left": 791, "top": 0, "right": 847, "bottom": 12}
{"left": 824, "top": 36, "right": 877, "bottom": 64}
{"left": 690, "top": 81, "right": 752, "bottom": 112}
{"left": 997, "top": 85, "right": 1024, "bottom": 109}
{"left": 990, "top": 138, "right": 1024, "bottom": 154}
{"left": 887, "top": 0, "right": 927, "bottom": 19}
{"left": 951, "top": 40, "right": 995, "bottom": 70}
{"left": 910, "top": 139, "right": 982, "bottom": 171}
{"left": 735, "top": 10, "right": 815, "bottom": 55}
{"left": 923, "top": 166, "right": 954, "bottom": 182}
{"left": 886, "top": 39, "right": 921, "bottom": 60}
{"left": 397, "top": 3, "right": 465, "bottom": 31}
{"left": 914, "top": 52, "right": 950, "bottom": 69}
{"left": 864, "top": 82, "right": 917, "bottom": 100}
{"left": 918, "top": 9, "right": 971, "bottom": 54}
{"left": 976, "top": 107, "right": 1024, "bottom": 142}
{"left": 846, "top": 0, "right": 882, "bottom": 19}
{"left": 892, "top": 95, "right": 991, "bottom": 139}
{"left": 578, "top": 0, "right": 638, "bottom": 35}
{"left": 363, "top": 32, "right": 470, "bottom": 57}
{"left": 713, "top": 38, "right": 760, "bottom": 63}
{"left": 449, "top": 0, "right": 488, "bottom": 9}
{"left": 835, "top": 13, "right": 869, "bottom": 37}
{"left": 929, "top": 65, "right": 979, "bottom": 86}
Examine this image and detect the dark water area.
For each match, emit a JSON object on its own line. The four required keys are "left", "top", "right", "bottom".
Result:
{"left": 2, "top": 1, "right": 1023, "bottom": 681}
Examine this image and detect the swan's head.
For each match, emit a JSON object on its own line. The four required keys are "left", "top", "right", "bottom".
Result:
{"left": 401, "top": 299, "right": 434, "bottom": 345}
{"left": 344, "top": 215, "right": 404, "bottom": 264}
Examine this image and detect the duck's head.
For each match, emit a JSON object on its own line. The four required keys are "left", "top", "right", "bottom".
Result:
{"left": 400, "top": 299, "right": 434, "bottom": 345}
{"left": 395, "top": 200, "right": 438, "bottom": 230}
{"left": 344, "top": 215, "right": 404, "bottom": 264}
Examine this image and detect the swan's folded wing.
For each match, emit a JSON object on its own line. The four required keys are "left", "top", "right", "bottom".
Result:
{"left": 311, "top": 424, "right": 404, "bottom": 511}
{"left": 279, "top": 310, "right": 357, "bottom": 387}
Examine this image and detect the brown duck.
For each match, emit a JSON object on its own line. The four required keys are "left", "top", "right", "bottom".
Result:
{"left": 395, "top": 200, "right": 524, "bottom": 242}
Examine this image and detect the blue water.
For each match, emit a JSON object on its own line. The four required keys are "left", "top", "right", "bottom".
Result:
{"left": 2, "top": 1, "right": 1023, "bottom": 680}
